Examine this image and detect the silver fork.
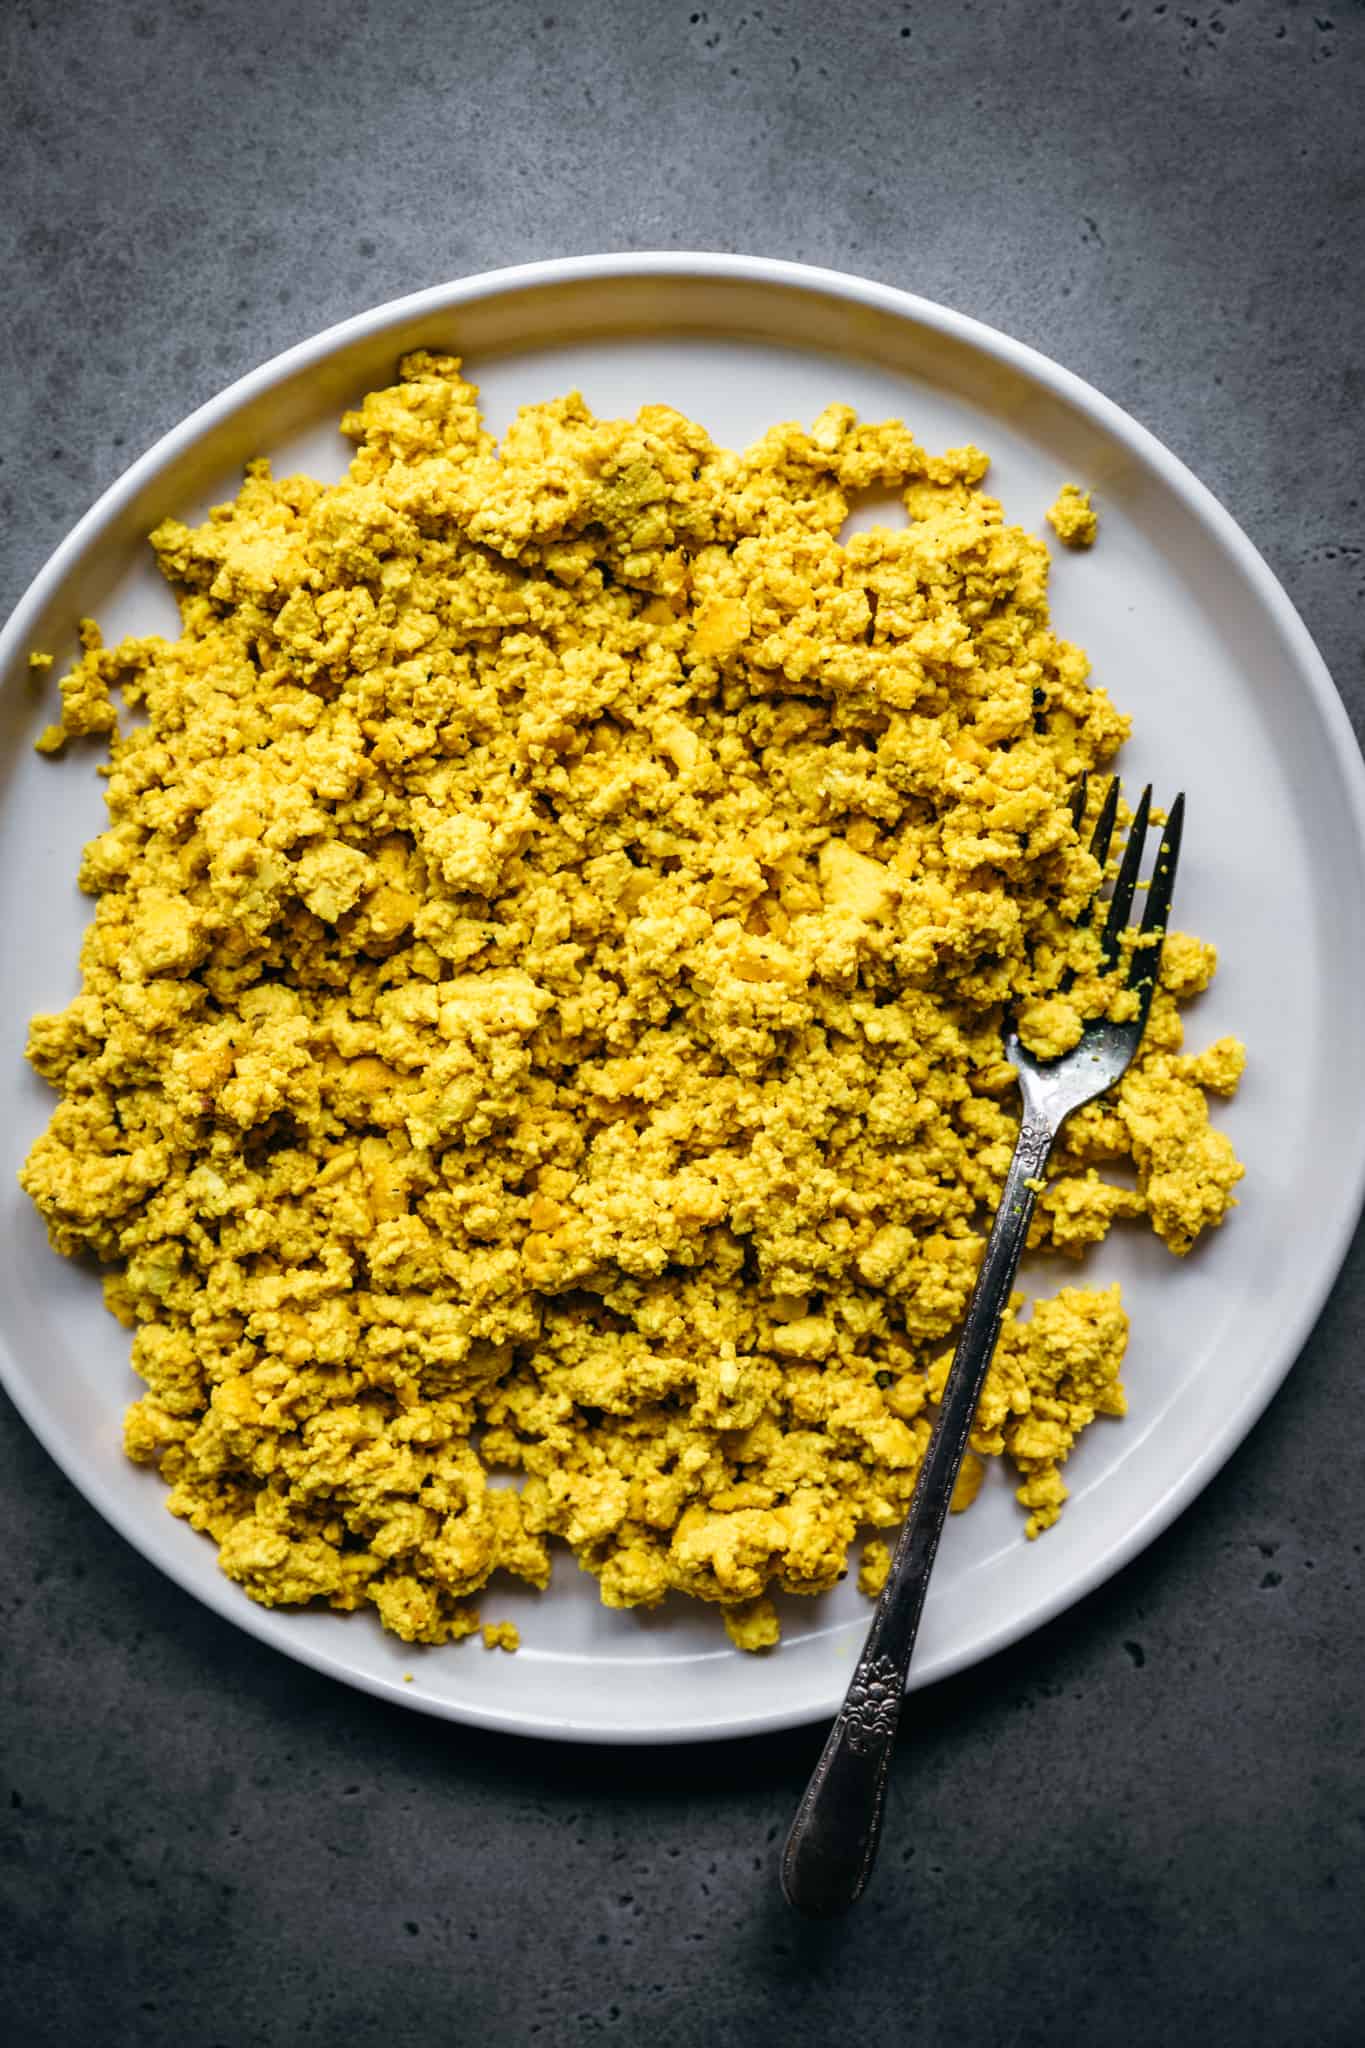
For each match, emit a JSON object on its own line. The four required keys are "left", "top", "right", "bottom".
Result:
{"left": 781, "top": 776, "right": 1185, "bottom": 1919}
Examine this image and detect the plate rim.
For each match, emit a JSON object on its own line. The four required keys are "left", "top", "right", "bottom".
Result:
{"left": 3, "top": 249, "right": 1364, "bottom": 1744}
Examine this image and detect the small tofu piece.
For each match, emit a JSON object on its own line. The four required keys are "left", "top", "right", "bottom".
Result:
{"left": 1046, "top": 482, "right": 1099, "bottom": 549}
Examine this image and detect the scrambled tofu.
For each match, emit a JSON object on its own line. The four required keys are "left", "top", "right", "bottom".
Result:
{"left": 1046, "top": 483, "right": 1099, "bottom": 550}
{"left": 20, "top": 356, "right": 1244, "bottom": 1651}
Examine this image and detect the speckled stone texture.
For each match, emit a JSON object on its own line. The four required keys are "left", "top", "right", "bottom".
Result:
{"left": 2, "top": 2, "right": 1363, "bottom": 2042}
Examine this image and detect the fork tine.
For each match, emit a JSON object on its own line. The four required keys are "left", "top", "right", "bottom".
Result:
{"left": 1128, "top": 792, "right": 1185, "bottom": 1010}
{"left": 1100, "top": 784, "right": 1152, "bottom": 967}
{"left": 1071, "top": 776, "right": 1122, "bottom": 943}
{"left": 1069, "top": 772, "right": 1089, "bottom": 832}
{"left": 1089, "top": 775, "right": 1121, "bottom": 869}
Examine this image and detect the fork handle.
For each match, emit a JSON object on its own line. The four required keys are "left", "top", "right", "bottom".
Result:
{"left": 781, "top": 1112, "right": 1055, "bottom": 1918}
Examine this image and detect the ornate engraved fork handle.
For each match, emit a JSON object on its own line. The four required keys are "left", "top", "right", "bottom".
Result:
{"left": 781, "top": 1113, "right": 1054, "bottom": 1918}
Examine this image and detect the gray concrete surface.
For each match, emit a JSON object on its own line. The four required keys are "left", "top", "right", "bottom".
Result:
{"left": 3, "top": 1, "right": 1363, "bottom": 2042}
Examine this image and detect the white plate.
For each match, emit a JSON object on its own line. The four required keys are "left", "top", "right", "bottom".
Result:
{"left": 3, "top": 255, "right": 1363, "bottom": 1744}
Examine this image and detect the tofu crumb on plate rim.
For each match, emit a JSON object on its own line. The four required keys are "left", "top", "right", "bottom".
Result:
{"left": 2, "top": 252, "right": 1362, "bottom": 1744}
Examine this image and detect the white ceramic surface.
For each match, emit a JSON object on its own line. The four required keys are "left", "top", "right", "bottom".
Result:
{"left": 2, "top": 254, "right": 1362, "bottom": 1744}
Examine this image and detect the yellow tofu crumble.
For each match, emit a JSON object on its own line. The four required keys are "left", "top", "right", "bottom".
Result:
{"left": 20, "top": 355, "right": 1243, "bottom": 1650}
{"left": 1046, "top": 483, "right": 1099, "bottom": 550}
